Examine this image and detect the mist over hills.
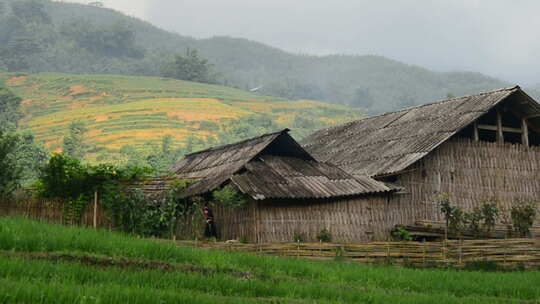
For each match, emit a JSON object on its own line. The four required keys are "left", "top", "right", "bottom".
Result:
{"left": 1, "top": 0, "right": 539, "bottom": 114}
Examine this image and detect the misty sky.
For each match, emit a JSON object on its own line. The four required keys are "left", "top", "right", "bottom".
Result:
{"left": 71, "top": 0, "right": 540, "bottom": 85}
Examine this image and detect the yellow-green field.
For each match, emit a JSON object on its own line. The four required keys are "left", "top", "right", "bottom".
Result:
{"left": 2, "top": 73, "right": 362, "bottom": 161}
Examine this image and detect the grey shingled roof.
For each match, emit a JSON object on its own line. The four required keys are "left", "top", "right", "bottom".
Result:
{"left": 303, "top": 86, "right": 540, "bottom": 177}
{"left": 173, "top": 129, "right": 395, "bottom": 199}
{"left": 231, "top": 155, "right": 393, "bottom": 200}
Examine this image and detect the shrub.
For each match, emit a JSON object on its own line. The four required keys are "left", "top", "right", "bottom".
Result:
{"left": 0, "top": 131, "right": 21, "bottom": 199}
{"left": 212, "top": 185, "right": 246, "bottom": 208}
{"left": 438, "top": 195, "right": 466, "bottom": 237}
{"left": 511, "top": 201, "right": 538, "bottom": 237}
{"left": 317, "top": 228, "right": 332, "bottom": 242}
{"left": 293, "top": 232, "right": 304, "bottom": 243}
{"left": 392, "top": 227, "right": 412, "bottom": 241}
{"left": 464, "top": 207, "right": 484, "bottom": 238}
{"left": 480, "top": 201, "right": 499, "bottom": 234}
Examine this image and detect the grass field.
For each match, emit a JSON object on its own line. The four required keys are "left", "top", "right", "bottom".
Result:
{"left": 1, "top": 73, "right": 362, "bottom": 162}
{"left": 0, "top": 217, "right": 539, "bottom": 303}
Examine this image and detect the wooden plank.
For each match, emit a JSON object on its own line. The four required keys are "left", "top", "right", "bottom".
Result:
{"left": 496, "top": 110, "right": 504, "bottom": 143}
{"left": 477, "top": 124, "right": 522, "bottom": 134}
{"left": 473, "top": 121, "right": 479, "bottom": 141}
{"left": 522, "top": 118, "right": 530, "bottom": 147}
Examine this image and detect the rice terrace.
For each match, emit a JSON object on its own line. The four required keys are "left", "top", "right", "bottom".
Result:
{"left": 1, "top": 0, "right": 540, "bottom": 303}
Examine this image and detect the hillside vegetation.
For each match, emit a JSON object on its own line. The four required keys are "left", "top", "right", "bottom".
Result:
{"left": 1, "top": 73, "right": 361, "bottom": 163}
{"left": 2, "top": 0, "right": 539, "bottom": 114}
{"left": 0, "top": 217, "right": 539, "bottom": 303}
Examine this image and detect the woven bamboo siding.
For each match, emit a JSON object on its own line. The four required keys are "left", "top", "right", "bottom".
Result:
{"left": 175, "top": 194, "right": 421, "bottom": 243}
{"left": 396, "top": 138, "right": 540, "bottom": 226}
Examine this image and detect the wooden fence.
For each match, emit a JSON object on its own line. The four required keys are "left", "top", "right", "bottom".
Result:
{"left": 177, "top": 238, "right": 540, "bottom": 269}
{"left": 0, "top": 195, "right": 112, "bottom": 228}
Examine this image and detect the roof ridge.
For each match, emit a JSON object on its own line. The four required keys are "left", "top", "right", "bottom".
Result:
{"left": 395, "top": 85, "right": 519, "bottom": 112}
{"left": 303, "top": 86, "right": 520, "bottom": 141}
{"left": 185, "top": 128, "right": 289, "bottom": 157}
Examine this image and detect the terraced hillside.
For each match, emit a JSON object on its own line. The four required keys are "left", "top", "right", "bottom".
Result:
{"left": 1, "top": 73, "right": 362, "bottom": 163}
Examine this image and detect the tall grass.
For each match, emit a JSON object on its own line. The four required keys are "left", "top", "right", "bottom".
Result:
{"left": 0, "top": 217, "right": 539, "bottom": 303}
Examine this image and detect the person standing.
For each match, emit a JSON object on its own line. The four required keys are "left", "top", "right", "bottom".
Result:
{"left": 203, "top": 204, "right": 217, "bottom": 238}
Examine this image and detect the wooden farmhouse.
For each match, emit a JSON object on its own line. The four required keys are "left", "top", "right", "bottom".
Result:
{"left": 174, "top": 86, "right": 540, "bottom": 242}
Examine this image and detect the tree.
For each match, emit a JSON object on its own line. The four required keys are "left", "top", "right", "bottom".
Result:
{"left": 0, "top": 131, "right": 21, "bottom": 199}
{"left": 63, "top": 121, "right": 88, "bottom": 159}
{"left": 0, "top": 85, "right": 23, "bottom": 132}
{"left": 10, "top": 0, "right": 51, "bottom": 24}
{"left": 162, "top": 48, "right": 218, "bottom": 84}
{"left": 14, "top": 132, "right": 48, "bottom": 184}
{"left": 60, "top": 21, "right": 144, "bottom": 58}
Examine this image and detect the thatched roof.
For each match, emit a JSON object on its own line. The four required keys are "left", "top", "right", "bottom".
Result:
{"left": 303, "top": 86, "right": 540, "bottom": 177}
{"left": 173, "top": 129, "right": 394, "bottom": 199}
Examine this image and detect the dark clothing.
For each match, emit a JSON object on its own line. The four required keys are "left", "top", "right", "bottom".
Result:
{"left": 204, "top": 219, "right": 217, "bottom": 238}
{"left": 203, "top": 206, "right": 217, "bottom": 238}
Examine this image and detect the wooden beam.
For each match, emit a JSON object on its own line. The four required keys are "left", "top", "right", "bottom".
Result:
{"left": 477, "top": 124, "right": 522, "bottom": 134}
{"left": 522, "top": 118, "right": 530, "bottom": 147}
{"left": 93, "top": 191, "right": 98, "bottom": 229}
{"left": 496, "top": 110, "right": 504, "bottom": 143}
{"left": 473, "top": 121, "right": 479, "bottom": 141}
{"left": 524, "top": 114, "right": 540, "bottom": 120}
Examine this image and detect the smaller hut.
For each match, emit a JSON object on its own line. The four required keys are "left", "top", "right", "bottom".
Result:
{"left": 172, "top": 129, "right": 396, "bottom": 242}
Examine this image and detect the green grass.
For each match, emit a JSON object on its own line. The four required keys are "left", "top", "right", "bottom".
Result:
{"left": 0, "top": 217, "right": 539, "bottom": 303}
{"left": 1, "top": 73, "right": 363, "bottom": 162}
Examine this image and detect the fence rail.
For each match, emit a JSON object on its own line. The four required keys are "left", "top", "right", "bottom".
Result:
{"left": 177, "top": 239, "right": 540, "bottom": 269}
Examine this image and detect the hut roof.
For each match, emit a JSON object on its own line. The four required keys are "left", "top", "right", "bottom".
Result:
{"left": 231, "top": 155, "right": 393, "bottom": 200}
{"left": 302, "top": 86, "right": 540, "bottom": 177}
{"left": 173, "top": 129, "right": 394, "bottom": 199}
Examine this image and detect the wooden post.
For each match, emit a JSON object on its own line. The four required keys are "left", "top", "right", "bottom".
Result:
{"left": 93, "top": 191, "right": 98, "bottom": 229}
{"left": 522, "top": 118, "right": 530, "bottom": 147}
{"left": 458, "top": 239, "right": 462, "bottom": 266}
{"left": 422, "top": 241, "right": 426, "bottom": 267}
{"left": 473, "top": 121, "right": 479, "bottom": 141}
{"left": 496, "top": 110, "right": 504, "bottom": 143}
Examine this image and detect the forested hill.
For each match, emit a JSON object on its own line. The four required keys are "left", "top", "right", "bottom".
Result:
{"left": 1, "top": 0, "right": 539, "bottom": 113}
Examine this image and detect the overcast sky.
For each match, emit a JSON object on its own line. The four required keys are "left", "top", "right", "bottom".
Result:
{"left": 70, "top": 0, "right": 540, "bottom": 85}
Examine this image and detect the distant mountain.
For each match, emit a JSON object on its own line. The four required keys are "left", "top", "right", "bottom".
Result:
{"left": 1, "top": 0, "right": 537, "bottom": 113}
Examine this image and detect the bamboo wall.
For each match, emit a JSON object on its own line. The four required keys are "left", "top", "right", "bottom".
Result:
{"left": 0, "top": 196, "right": 111, "bottom": 228}
{"left": 178, "top": 139, "right": 540, "bottom": 243}
{"left": 396, "top": 138, "right": 540, "bottom": 226}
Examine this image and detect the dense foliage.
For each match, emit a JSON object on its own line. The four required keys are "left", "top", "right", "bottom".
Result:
{"left": 438, "top": 195, "right": 537, "bottom": 238}
{"left": 36, "top": 153, "right": 152, "bottom": 223}
{"left": 2, "top": 0, "right": 538, "bottom": 114}
{"left": 510, "top": 201, "right": 538, "bottom": 237}
{"left": 35, "top": 153, "right": 248, "bottom": 238}
{"left": 62, "top": 121, "right": 88, "bottom": 159}
{"left": 0, "top": 82, "right": 48, "bottom": 185}
{"left": 0, "top": 84, "right": 22, "bottom": 132}
{"left": 162, "top": 48, "right": 218, "bottom": 84}
{"left": 0, "top": 131, "right": 21, "bottom": 198}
